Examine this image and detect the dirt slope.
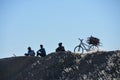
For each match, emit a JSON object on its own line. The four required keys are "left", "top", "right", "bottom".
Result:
{"left": 0, "top": 50, "right": 120, "bottom": 80}
{"left": 0, "top": 56, "right": 40, "bottom": 80}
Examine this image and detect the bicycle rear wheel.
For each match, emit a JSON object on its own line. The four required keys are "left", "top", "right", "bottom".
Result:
{"left": 74, "top": 46, "right": 84, "bottom": 53}
{"left": 89, "top": 45, "right": 99, "bottom": 51}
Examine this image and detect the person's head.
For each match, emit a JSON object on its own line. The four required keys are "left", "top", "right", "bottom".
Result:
{"left": 58, "top": 42, "right": 62, "bottom": 47}
{"left": 28, "top": 47, "right": 31, "bottom": 51}
{"left": 40, "top": 44, "right": 43, "bottom": 48}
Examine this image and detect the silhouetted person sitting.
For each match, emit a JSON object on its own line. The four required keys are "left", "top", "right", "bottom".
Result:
{"left": 56, "top": 42, "right": 65, "bottom": 52}
{"left": 37, "top": 44, "right": 46, "bottom": 57}
{"left": 25, "top": 47, "right": 35, "bottom": 56}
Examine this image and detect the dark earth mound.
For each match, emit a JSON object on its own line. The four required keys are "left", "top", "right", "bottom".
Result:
{"left": 0, "top": 50, "right": 120, "bottom": 80}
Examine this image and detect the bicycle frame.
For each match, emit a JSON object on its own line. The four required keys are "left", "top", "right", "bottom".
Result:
{"left": 74, "top": 38, "right": 96, "bottom": 53}
{"left": 78, "top": 38, "right": 92, "bottom": 51}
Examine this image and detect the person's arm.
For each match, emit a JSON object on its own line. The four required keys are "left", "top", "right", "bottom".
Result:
{"left": 37, "top": 49, "right": 40, "bottom": 53}
{"left": 62, "top": 46, "right": 65, "bottom": 51}
{"left": 56, "top": 48, "right": 59, "bottom": 52}
{"left": 33, "top": 50, "right": 35, "bottom": 54}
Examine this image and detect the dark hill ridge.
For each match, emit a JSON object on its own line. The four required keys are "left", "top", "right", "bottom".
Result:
{"left": 0, "top": 50, "right": 120, "bottom": 80}
{"left": 0, "top": 56, "right": 40, "bottom": 80}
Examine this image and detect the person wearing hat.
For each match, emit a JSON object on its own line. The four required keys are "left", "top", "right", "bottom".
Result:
{"left": 56, "top": 42, "right": 65, "bottom": 52}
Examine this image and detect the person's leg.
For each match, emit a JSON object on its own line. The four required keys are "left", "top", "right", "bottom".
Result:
{"left": 25, "top": 53, "right": 29, "bottom": 56}
{"left": 40, "top": 53, "right": 44, "bottom": 57}
{"left": 37, "top": 53, "right": 41, "bottom": 57}
{"left": 37, "top": 53, "right": 39, "bottom": 56}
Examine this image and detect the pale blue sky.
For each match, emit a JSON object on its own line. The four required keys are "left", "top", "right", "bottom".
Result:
{"left": 0, "top": 0, "right": 120, "bottom": 58}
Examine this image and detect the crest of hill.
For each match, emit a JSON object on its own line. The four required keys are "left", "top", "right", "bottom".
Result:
{"left": 0, "top": 50, "right": 120, "bottom": 80}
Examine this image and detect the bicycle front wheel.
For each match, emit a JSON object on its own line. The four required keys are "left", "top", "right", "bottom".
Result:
{"left": 74, "top": 46, "right": 84, "bottom": 53}
{"left": 89, "top": 45, "right": 99, "bottom": 51}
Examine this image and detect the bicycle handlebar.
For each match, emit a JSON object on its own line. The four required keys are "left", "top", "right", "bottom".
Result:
{"left": 78, "top": 38, "right": 84, "bottom": 41}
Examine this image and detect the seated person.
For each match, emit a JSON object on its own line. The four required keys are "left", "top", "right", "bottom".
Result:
{"left": 37, "top": 44, "right": 46, "bottom": 57}
{"left": 25, "top": 47, "right": 35, "bottom": 56}
{"left": 56, "top": 42, "right": 65, "bottom": 52}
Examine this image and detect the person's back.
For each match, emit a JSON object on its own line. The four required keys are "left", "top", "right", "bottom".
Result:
{"left": 56, "top": 42, "right": 65, "bottom": 52}
{"left": 28, "top": 49, "right": 35, "bottom": 56}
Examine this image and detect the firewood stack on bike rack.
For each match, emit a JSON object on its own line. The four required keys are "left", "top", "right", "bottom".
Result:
{"left": 87, "top": 36, "right": 100, "bottom": 46}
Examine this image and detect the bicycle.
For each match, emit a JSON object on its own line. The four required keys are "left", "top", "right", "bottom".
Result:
{"left": 74, "top": 38, "right": 99, "bottom": 53}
